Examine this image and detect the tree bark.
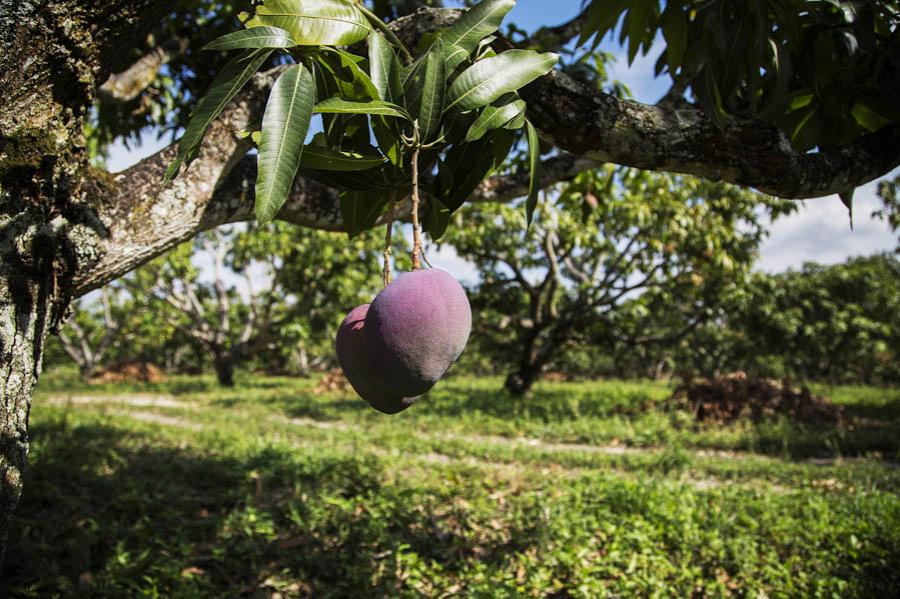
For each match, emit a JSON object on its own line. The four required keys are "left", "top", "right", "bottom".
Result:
{"left": 0, "top": 0, "right": 170, "bottom": 562}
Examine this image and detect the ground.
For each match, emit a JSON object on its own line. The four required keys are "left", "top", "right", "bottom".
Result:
{"left": 2, "top": 369, "right": 899, "bottom": 597}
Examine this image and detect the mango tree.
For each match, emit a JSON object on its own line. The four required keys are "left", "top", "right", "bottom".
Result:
{"left": 1, "top": 0, "right": 899, "bottom": 560}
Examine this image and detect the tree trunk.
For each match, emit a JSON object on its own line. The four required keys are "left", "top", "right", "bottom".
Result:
{"left": 0, "top": 274, "right": 52, "bottom": 566}
{"left": 213, "top": 356, "right": 236, "bottom": 388}
{"left": 504, "top": 367, "right": 542, "bottom": 396}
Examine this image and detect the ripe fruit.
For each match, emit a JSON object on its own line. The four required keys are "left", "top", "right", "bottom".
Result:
{"left": 335, "top": 304, "right": 419, "bottom": 414}
{"left": 365, "top": 269, "right": 472, "bottom": 396}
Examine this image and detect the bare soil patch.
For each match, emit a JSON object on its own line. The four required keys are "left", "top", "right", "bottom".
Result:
{"left": 90, "top": 362, "right": 166, "bottom": 384}
{"left": 671, "top": 371, "right": 844, "bottom": 426}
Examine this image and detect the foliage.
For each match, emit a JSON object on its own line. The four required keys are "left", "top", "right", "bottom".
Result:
{"left": 442, "top": 166, "right": 793, "bottom": 394}
{"left": 679, "top": 254, "right": 900, "bottom": 384}
{"left": 5, "top": 372, "right": 899, "bottom": 596}
{"left": 579, "top": 0, "right": 900, "bottom": 151}
{"left": 167, "top": 0, "right": 559, "bottom": 233}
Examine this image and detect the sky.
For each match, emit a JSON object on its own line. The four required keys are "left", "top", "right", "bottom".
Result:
{"left": 105, "top": 0, "right": 897, "bottom": 285}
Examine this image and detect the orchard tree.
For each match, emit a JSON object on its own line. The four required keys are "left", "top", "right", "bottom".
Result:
{"left": 229, "top": 222, "right": 404, "bottom": 375}
{"left": 56, "top": 286, "right": 127, "bottom": 379}
{"left": 1, "top": 0, "right": 899, "bottom": 560}
{"left": 134, "top": 229, "right": 286, "bottom": 387}
{"left": 445, "top": 167, "right": 793, "bottom": 394}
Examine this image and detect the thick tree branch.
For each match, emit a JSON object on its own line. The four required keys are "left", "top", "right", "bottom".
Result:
{"left": 99, "top": 37, "right": 189, "bottom": 103}
{"left": 74, "top": 6, "right": 900, "bottom": 300}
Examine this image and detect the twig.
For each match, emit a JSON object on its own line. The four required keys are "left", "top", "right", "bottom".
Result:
{"left": 383, "top": 220, "right": 394, "bottom": 287}
{"left": 411, "top": 148, "right": 422, "bottom": 270}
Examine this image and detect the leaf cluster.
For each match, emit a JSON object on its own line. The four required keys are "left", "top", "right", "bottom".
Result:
{"left": 166, "top": 0, "right": 559, "bottom": 235}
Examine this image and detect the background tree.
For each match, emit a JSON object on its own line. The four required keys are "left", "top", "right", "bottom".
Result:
{"left": 55, "top": 287, "right": 127, "bottom": 380}
{"left": 2, "top": 0, "right": 899, "bottom": 562}
{"left": 445, "top": 167, "right": 793, "bottom": 394}
{"left": 228, "top": 223, "right": 406, "bottom": 376}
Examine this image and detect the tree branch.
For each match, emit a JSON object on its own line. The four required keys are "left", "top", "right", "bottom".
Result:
{"left": 98, "top": 37, "right": 189, "bottom": 103}
{"left": 71, "top": 7, "right": 900, "bottom": 300}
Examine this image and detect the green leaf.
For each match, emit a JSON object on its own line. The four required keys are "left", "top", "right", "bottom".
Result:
{"left": 340, "top": 190, "right": 391, "bottom": 238}
{"left": 203, "top": 26, "right": 297, "bottom": 51}
{"left": 300, "top": 146, "right": 385, "bottom": 171}
{"left": 660, "top": 7, "right": 687, "bottom": 70}
{"left": 442, "top": 0, "right": 515, "bottom": 55}
{"left": 255, "top": 63, "right": 316, "bottom": 224}
{"left": 444, "top": 44, "right": 471, "bottom": 73}
{"left": 166, "top": 49, "right": 272, "bottom": 181}
{"left": 465, "top": 95, "right": 525, "bottom": 142}
{"left": 440, "top": 129, "right": 515, "bottom": 210}
{"left": 851, "top": 101, "right": 891, "bottom": 132}
{"left": 446, "top": 50, "right": 558, "bottom": 112}
{"left": 839, "top": 189, "right": 855, "bottom": 230}
{"left": 314, "top": 97, "right": 410, "bottom": 119}
{"left": 418, "top": 39, "right": 446, "bottom": 142}
{"left": 318, "top": 48, "right": 380, "bottom": 101}
{"left": 524, "top": 119, "right": 541, "bottom": 227}
{"left": 423, "top": 197, "right": 452, "bottom": 240}
{"left": 368, "top": 31, "right": 402, "bottom": 103}
{"left": 247, "top": 0, "right": 370, "bottom": 46}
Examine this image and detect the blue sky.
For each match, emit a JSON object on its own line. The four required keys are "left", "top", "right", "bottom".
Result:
{"left": 106, "top": 0, "right": 897, "bottom": 283}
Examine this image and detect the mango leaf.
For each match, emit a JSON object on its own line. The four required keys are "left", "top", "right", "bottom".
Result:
{"left": 524, "top": 119, "right": 541, "bottom": 227}
{"left": 839, "top": 189, "right": 854, "bottom": 230}
{"left": 316, "top": 49, "right": 379, "bottom": 101}
{"left": 301, "top": 146, "right": 385, "bottom": 171}
{"left": 442, "top": 0, "right": 515, "bottom": 55}
{"left": 418, "top": 39, "right": 446, "bottom": 142}
{"left": 372, "top": 115, "right": 403, "bottom": 166}
{"left": 247, "top": 0, "right": 370, "bottom": 46}
{"left": 402, "top": 53, "right": 427, "bottom": 121}
{"left": 423, "top": 197, "right": 452, "bottom": 240}
{"left": 302, "top": 167, "right": 384, "bottom": 191}
{"left": 315, "top": 97, "right": 410, "bottom": 119}
{"left": 465, "top": 95, "right": 525, "bottom": 142}
{"left": 166, "top": 49, "right": 272, "bottom": 181}
{"left": 444, "top": 44, "right": 471, "bottom": 73}
{"left": 255, "top": 63, "right": 316, "bottom": 224}
{"left": 440, "top": 129, "right": 515, "bottom": 210}
{"left": 340, "top": 190, "right": 391, "bottom": 238}
{"left": 446, "top": 50, "right": 558, "bottom": 111}
{"left": 368, "top": 31, "right": 402, "bottom": 103}
{"left": 203, "top": 26, "right": 297, "bottom": 51}
{"left": 660, "top": 6, "right": 687, "bottom": 70}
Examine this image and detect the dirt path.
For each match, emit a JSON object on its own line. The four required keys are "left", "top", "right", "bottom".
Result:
{"left": 45, "top": 393, "right": 896, "bottom": 473}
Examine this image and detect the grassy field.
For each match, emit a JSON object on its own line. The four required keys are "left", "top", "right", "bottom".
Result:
{"left": 3, "top": 369, "right": 899, "bottom": 597}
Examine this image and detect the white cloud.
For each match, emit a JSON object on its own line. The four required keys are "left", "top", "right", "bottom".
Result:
{"left": 757, "top": 172, "right": 897, "bottom": 272}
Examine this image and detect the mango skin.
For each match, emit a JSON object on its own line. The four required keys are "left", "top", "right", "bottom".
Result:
{"left": 335, "top": 304, "right": 418, "bottom": 414}
{"left": 365, "top": 269, "right": 472, "bottom": 396}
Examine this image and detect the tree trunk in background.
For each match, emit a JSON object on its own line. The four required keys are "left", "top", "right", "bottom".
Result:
{"left": 214, "top": 356, "right": 236, "bottom": 388}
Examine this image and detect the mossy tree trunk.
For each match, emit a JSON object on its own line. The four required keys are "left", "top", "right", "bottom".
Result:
{"left": 0, "top": 0, "right": 165, "bottom": 563}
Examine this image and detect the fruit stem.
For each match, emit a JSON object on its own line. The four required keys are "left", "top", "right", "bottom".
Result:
{"left": 411, "top": 148, "right": 423, "bottom": 270}
{"left": 356, "top": 2, "right": 414, "bottom": 65}
{"left": 383, "top": 220, "right": 393, "bottom": 287}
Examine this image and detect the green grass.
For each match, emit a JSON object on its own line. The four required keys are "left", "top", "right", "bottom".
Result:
{"left": 3, "top": 368, "right": 899, "bottom": 597}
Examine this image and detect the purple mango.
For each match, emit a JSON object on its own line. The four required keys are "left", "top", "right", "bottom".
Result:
{"left": 335, "top": 304, "right": 418, "bottom": 414}
{"left": 365, "top": 269, "right": 472, "bottom": 396}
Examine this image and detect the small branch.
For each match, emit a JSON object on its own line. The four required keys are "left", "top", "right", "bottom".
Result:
{"left": 383, "top": 220, "right": 394, "bottom": 287}
{"left": 411, "top": 148, "right": 423, "bottom": 270}
{"left": 98, "top": 37, "right": 188, "bottom": 103}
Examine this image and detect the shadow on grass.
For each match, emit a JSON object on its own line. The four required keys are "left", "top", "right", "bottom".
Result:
{"left": 0, "top": 419, "right": 531, "bottom": 598}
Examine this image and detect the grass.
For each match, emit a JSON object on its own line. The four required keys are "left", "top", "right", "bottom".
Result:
{"left": 3, "top": 368, "right": 899, "bottom": 597}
